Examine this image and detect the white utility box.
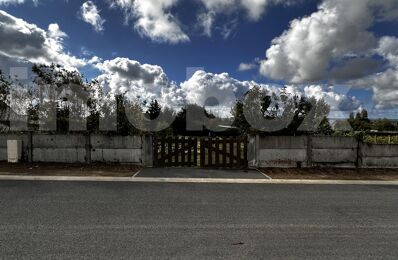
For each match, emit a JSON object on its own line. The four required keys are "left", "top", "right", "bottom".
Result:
{"left": 7, "top": 140, "right": 22, "bottom": 163}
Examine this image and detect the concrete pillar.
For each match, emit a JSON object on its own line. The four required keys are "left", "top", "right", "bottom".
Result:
{"left": 356, "top": 137, "right": 363, "bottom": 168}
{"left": 306, "top": 135, "right": 313, "bottom": 167}
{"left": 85, "top": 133, "right": 91, "bottom": 164}
{"left": 27, "top": 131, "right": 33, "bottom": 163}
{"left": 247, "top": 135, "right": 257, "bottom": 167}
{"left": 143, "top": 134, "right": 153, "bottom": 167}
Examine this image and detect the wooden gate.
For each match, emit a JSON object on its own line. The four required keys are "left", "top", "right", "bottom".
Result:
{"left": 154, "top": 136, "right": 248, "bottom": 168}
{"left": 154, "top": 136, "right": 198, "bottom": 167}
{"left": 200, "top": 137, "right": 248, "bottom": 168}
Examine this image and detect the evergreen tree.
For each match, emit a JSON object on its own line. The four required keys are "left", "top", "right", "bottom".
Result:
{"left": 146, "top": 100, "right": 161, "bottom": 120}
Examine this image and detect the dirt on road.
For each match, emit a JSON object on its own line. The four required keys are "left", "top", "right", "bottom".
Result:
{"left": 0, "top": 162, "right": 142, "bottom": 177}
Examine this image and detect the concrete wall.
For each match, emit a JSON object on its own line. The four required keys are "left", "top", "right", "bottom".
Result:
{"left": 254, "top": 135, "right": 398, "bottom": 168}
{"left": 257, "top": 136, "right": 309, "bottom": 167}
{"left": 0, "top": 133, "right": 146, "bottom": 164}
{"left": 91, "top": 135, "right": 143, "bottom": 163}
{"left": 311, "top": 136, "right": 358, "bottom": 167}
{"left": 33, "top": 134, "right": 87, "bottom": 163}
{"left": 1, "top": 133, "right": 398, "bottom": 168}
{"left": 361, "top": 144, "right": 398, "bottom": 168}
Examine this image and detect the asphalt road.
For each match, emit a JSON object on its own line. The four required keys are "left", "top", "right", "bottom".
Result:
{"left": 0, "top": 181, "right": 397, "bottom": 259}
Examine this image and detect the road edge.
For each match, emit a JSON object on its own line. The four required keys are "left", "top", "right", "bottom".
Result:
{"left": 0, "top": 175, "right": 397, "bottom": 185}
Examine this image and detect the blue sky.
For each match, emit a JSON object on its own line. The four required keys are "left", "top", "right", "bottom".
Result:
{"left": 0, "top": 0, "right": 320, "bottom": 82}
{"left": 1, "top": 0, "right": 398, "bottom": 118}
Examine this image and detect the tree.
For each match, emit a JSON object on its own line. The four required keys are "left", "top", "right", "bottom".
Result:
{"left": 31, "top": 64, "right": 88, "bottom": 132}
{"left": 231, "top": 100, "right": 250, "bottom": 134}
{"left": 299, "top": 97, "right": 332, "bottom": 134}
{"left": 372, "top": 119, "right": 397, "bottom": 132}
{"left": 234, "top": 86, "right": 332, "bottom": 135}
{"left": 317, "top": 117, "right": 334, "bottom": 135}
{"left": 348, "top": 109, "right": 371, "bottom": 131}
{"left": 115, "top": 94, "right": 143, "bottom": 136}
{"left": 171, "top": 104, "right": 216, "bottom": 136}
{"left": 146, "top": 100, "right": 161, "bottom": 120}
{"left": 0, "top": 70, "right": 10, "bottom": 131}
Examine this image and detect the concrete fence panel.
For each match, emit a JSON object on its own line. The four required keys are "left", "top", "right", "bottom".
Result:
{"left": 91, "top": 135, "right": 143, "bottom": 163}
{"left": 33, "top": 134, "right": 86, "bottom": 163}
{"left": 311, "top": 136, "right": 358, "bottom": 167}
{"left": 361, "top": 144, "right": 398, "bottom": 168}
{"left": 257, "top": 136, "right": 308, "bottom": 167}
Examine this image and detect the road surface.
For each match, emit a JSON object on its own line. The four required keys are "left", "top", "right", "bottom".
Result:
{"left": 0, "top": 181, "right": 397, "bottom": 259}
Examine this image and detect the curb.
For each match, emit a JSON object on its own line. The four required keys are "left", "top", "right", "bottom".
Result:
{"left": 0, "top": 175, "right": 397, "bottom": 185}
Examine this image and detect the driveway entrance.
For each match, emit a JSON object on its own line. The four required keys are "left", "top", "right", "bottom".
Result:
{"left": 153, "top": 136, "right": 248, "bottom": 169}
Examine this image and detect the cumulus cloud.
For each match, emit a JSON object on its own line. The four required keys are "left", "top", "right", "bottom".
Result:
{"left": 378, "top": 36, "right": 398, "bottom": 67}
{"left": 95, "top": 57, "right": 185, "bottom": 106}
{"left": 180, "top": 70, "right": 360, "bottom": 117}
{"left": 302, "top": 85, "right": 360, "bottom": 111}
{"left": 80, "top": 1, "right": 106, "bottom": 32}
{"left": 198, "top": 0, "right": 288, "bottom": 21}
{"left": 197, "top": 0, "right": 294, "bottom": 36}
{"left": 238, "top": 57, "right": 260, "bottom": 71}
{"left": 181, "top": 70, "right": 251, "bottom": 110}
{"left": 110, "top": 0, "right": 189, "bottom": 44}
{"left": 349, "top": 36, "right": 398, "bottom": 110}
{"left": 260, "top": 0, "right": 398, "bottom": 84}
{"left": 0, "top": 0, "right": 37, "bottom": 5}
{"left": 0, "top": 10, "right": 87, "bottom": 70}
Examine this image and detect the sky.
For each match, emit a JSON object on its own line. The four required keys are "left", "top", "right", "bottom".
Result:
{"left": 0, "top": 0, "right": 398, "bottom": 119}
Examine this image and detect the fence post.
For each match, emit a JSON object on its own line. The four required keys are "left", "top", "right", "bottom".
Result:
{"left": 247, "top": 135, "right": 257, "bottom": 167}
{"left": 356, "top": 137, "right": 363, "bottom": 168}
{"left": 144, "top": 134, "right": 153, "bottom": 167}
{"left": 85, "top": 133, "right": 91, "bottom": 164}
{"left": 306, "top": 135, "right": 313, "bottom": 167}
{"left": 27, "top": 131, "right": 33, "bottom": 163}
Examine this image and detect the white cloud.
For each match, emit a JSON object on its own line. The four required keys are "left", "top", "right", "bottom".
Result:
{"left": 0, "top": 0, "right": 37, "bottom": 5}
{"left": 110, "top": 0, "right": 189, "bottom": 44}
{"left": 93, "top": 57, "right": 360, "bottom": 118}
{"left": 238, "top": 62, "right": 256, "bottom": 71}
{"left": 181, "top": 70, "right": 251, "bottom": 109}
{"left": 95, "top": 57, "right": 185, "bottom": 106}
{"left": 197, "top": 11, "right": 215, "bottom": 37}
{"left": 302, "top": 85, "right": 360, "bottom": 111}
{"left": 260, "top": 0, "right": 398, "bottom": 84}
{"left": 198, "top": 0, "right": 284, "bottom": 21}
{"left": 238, "top": 57, "right": 260, "bottom": 71}
{"left": 378, "top": 36, "right": 398, "bottom": 67}
{"left": 349, "top": 36, "right": 398, "bottom": 110}
{"left": 197, "top": 0, "right": 293, "bottom": 36}
{"left": 180, "top": 70, "right": 360, "bottom": 117}
{"left": 80, "top": 1, "right": 106, "bottom": 32}
{"left": 0, "top": 10, "right": 87, "bottom": 70}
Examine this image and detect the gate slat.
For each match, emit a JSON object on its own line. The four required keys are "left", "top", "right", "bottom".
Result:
{"left": 187, "top": 138, "right": 192, "bottom": 166}
{"left": 160, "top": 138, "right": 165, "bottom": 167}
{"left": 243, "top": 136, "right": 248, "bottom": 168}
{"left": 193, "top": 138, "right": 198, "bottom": 167}
{"left": 207, "top": 138, "right": 213, "bottom": 167}
{"left": 215, "top": 138, "right": 220, "bottom": 167}
{"left": 222, "top": 138, "right": 227, "bottom": 168}
{"left": 167, "top": 137, "right": 172, "bottom": 167}
{"left": 154, "top": 138, "right": 158, "bottom": 167}
{"left": 237, "top": 137, "right": 242, "bottom": 168}
{"left": 154, "top": 136, "right": 248, "bottom": 169}
{"left": 200, "top": 138, "right": 205, "bottom": 167}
